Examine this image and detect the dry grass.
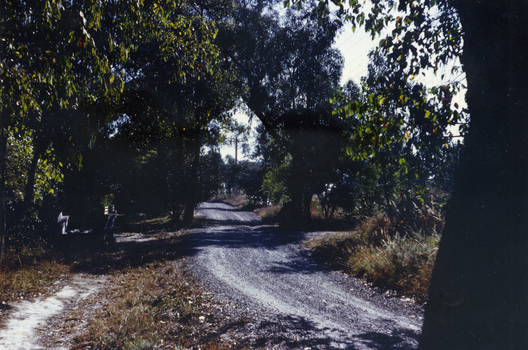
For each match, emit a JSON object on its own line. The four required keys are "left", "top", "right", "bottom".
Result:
{"left": 220, "top": 193, "right": 251, "bottom": 208}
{"left": 254, "top": 204, "right": 281, "bottom": 221}
{"left": 0, "top": 238, "right": 69, "bottom": 304}
{"left": 307, "top": 216, "right": 440, "bottom": 302}
{"left": 73, "top": 260, "right": 242, "bottom": 350}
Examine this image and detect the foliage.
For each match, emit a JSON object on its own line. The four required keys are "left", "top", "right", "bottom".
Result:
{"left": 0, "top": 0, "right": 226, "bottom": 260}
{"left": 262, "top": 157, "right": 291, "bottom": 205}
{"left": 307, "top": 216, "right": 440, "bottom": 302}
{"left": 5, "top": 132, "right": 63, "bottom": 205}
{"left": 292, "top": 1, "right": 528, "bottom": 348}
{"left": 217, "top": 2, "right": 345, "bottom": 225}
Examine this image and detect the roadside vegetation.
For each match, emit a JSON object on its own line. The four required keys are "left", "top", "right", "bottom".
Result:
{"left": 306, "top": 217, "right": 440, "bottom": 303}
{"left": 73, "top": 260, "right": 241, "bottom": 350}
{"left": 0, "top": 237, "right": 68, "bottom": 303}
{"left": 0, "top": 216, "right": 250, "bottom": 349}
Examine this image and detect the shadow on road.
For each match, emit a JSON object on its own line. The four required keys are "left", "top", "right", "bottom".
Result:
{"left": 188, "top": 203, "right": 422, "bottom": 349}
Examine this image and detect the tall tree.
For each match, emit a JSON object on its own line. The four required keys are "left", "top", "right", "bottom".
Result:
{"left": 293, "top": 0, "right": 528, "bottom": 347}
{"left": 106, "top": 0, "right": 237, "bottom": 224}
{"left": 0, "top": 0, "right": 124, "bottom": 259}
{"left": 219, "top": 3, "right": 344, "bottom": 224}
{"left": 0, "top": 0, "right": 223, "bottom": 259}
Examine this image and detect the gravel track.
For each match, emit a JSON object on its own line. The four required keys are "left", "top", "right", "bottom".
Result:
{"left": 190, "top": 202, "right": 423, "bottom": 349}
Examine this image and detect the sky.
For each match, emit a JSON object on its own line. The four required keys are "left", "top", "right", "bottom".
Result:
{"left": 219, "top": 17, "right": 467, "bottom": 161}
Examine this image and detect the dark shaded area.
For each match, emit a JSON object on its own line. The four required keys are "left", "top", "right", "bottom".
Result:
{"left": 418, "top": 2, "right": 528, "bottom": 349}
{"left": 50, "top": 216, "right": 192, "bottom": 274}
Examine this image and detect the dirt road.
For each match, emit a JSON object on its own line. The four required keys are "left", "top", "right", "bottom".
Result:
{"left": 190, "top": 202, "right": 423, "bottom": 349}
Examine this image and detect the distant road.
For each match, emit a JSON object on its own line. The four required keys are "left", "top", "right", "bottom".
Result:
{"left": 190, "top": 202, "right": 423, "bottom": 349}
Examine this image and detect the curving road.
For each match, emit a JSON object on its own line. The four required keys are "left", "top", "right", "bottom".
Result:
{"left": 190, "top": 202, "right": 423, "bottom": 349}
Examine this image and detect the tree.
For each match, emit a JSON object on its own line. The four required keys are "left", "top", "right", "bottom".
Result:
{"left": 219, "top": 3, "right": 345, "bottom": 225}
{"left": 0, "top": 0, "right": 126, "bottom": 260}
{"left": 291, "top": 0, "right": 528, "bottom": 347}
{"left": 102, "top": 0, "right": 237, "bottom": 225}
{"left": 0, "top": 0, "right": 224, "bottom": 259}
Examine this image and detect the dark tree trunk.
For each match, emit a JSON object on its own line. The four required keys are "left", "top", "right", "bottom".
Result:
{"left": 288, "top": 150, "right": 309, "bottom": 227}
{"left": 0, "top": 117, "right": 6, "bottom": 263}
{"left": 302, "top": 188, "right": 312, "bottom": 225}
{"left": 13, "top": 140, "right": 44, "bottom": 226}
{"left": 182, "top": 134, "right": 201, "bottom": 226}
{"left": 419, "top": 1, "right": 528, "bottom": 349}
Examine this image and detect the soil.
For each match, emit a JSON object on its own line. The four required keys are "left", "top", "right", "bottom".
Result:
{"left": 0, "top": 202, "right": 423, "bottom": 349}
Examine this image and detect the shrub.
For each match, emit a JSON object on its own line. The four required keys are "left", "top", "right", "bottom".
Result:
{"left": 348, "top": 231, "right": 439, "bottom": 302}
{"left": 307, "top": 216, "right": 440, "bottom": 302}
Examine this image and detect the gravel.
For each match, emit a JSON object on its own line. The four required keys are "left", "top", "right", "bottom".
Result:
{"left": 189, "top": 202, "right": 423, "bottom": 349}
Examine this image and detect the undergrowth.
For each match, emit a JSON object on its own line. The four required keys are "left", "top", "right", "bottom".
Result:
{"left": 0, "top": 236, "right": 68, "bottom": 304}
{"left": 307, "top": 216, "right": 440, "bottom": 303}
{"left": 73, "top": 261, "right": 238, "bottom": 350}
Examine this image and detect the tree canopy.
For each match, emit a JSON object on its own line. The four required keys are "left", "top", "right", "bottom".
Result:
{"left": 0, "top": 0, "right": 224, "bottom": 258}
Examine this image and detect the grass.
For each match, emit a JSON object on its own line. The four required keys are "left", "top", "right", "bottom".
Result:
{"left": 254, "top": 204, "right": 281, "bottom": 221}
{"left": 73, "top": 261, "right": 235, "bottom": 350}
{"left": 0, "top": 237, "right": 70, "bottom": 304}
{"left": 306, "top": 216, "right": 440, "bottom": 303}
{"left": 1, "top": 215, "right": 249, "bottom": 349}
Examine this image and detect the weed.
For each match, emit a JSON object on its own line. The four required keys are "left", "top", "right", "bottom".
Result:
{"left": 0, "top": 238, "right": 67, "bottom": 304}
{"left": 307, "top": 216, "right": 440, "bottom": 302}
{"left": 254, "top": 204, "right": 281, "bottom": 221}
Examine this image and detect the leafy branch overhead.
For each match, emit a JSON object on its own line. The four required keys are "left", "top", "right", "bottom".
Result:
{"left": 288, "top": 0, "right": 467, "bottom": 151}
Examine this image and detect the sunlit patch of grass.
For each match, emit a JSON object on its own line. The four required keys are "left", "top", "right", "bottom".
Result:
{"left": 254, "top": 204, "right": 281, "bottom": 221}
{"left": 0, "top": 239, "right": 68, "bottom": 305}
{"left": 347, "top": 232, "right": 439, "bottom": 302}
{"left": 123, "top": 214, "right": 174, "bottom": 235}
{"left": 73, "top": 260, "right": 235, "bottom": 350}
{"left": 307, "top": 216, "right": 440, "bottom": 302}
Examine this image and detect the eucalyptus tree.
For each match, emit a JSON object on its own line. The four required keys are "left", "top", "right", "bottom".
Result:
{"left": 337, "top": 49, "right": 459, "bottom": 222}
{"left": 218, "top": 2, "right": 345, "bottom": 225}
{"left": 0, "top": 0, "right": 125, "bottom": 259}
{"left": 290, "top": 0, "right": 528, "bottom": 347}
{"left": 105, "top": 1, "right": 238, "bottom": 224}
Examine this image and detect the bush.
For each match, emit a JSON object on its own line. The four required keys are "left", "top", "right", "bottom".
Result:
{"left": 348, "top": 231, "right": 439, "bottom": 302}
{"left": 307, "top": 216, "right": 440, "bottom": 302}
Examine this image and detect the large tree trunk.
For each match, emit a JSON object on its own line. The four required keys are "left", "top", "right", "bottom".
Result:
{"left": 419, "top": 1, "right": 528, "bottom": 349}
{"left": 287, "top": 149, "right": 310, "bottom": 227}
{"left": 0, "top": 118, "right": 6, "bottom": 263}
{"left": 182, "top": 133, "right": 201, "bottom": 226}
